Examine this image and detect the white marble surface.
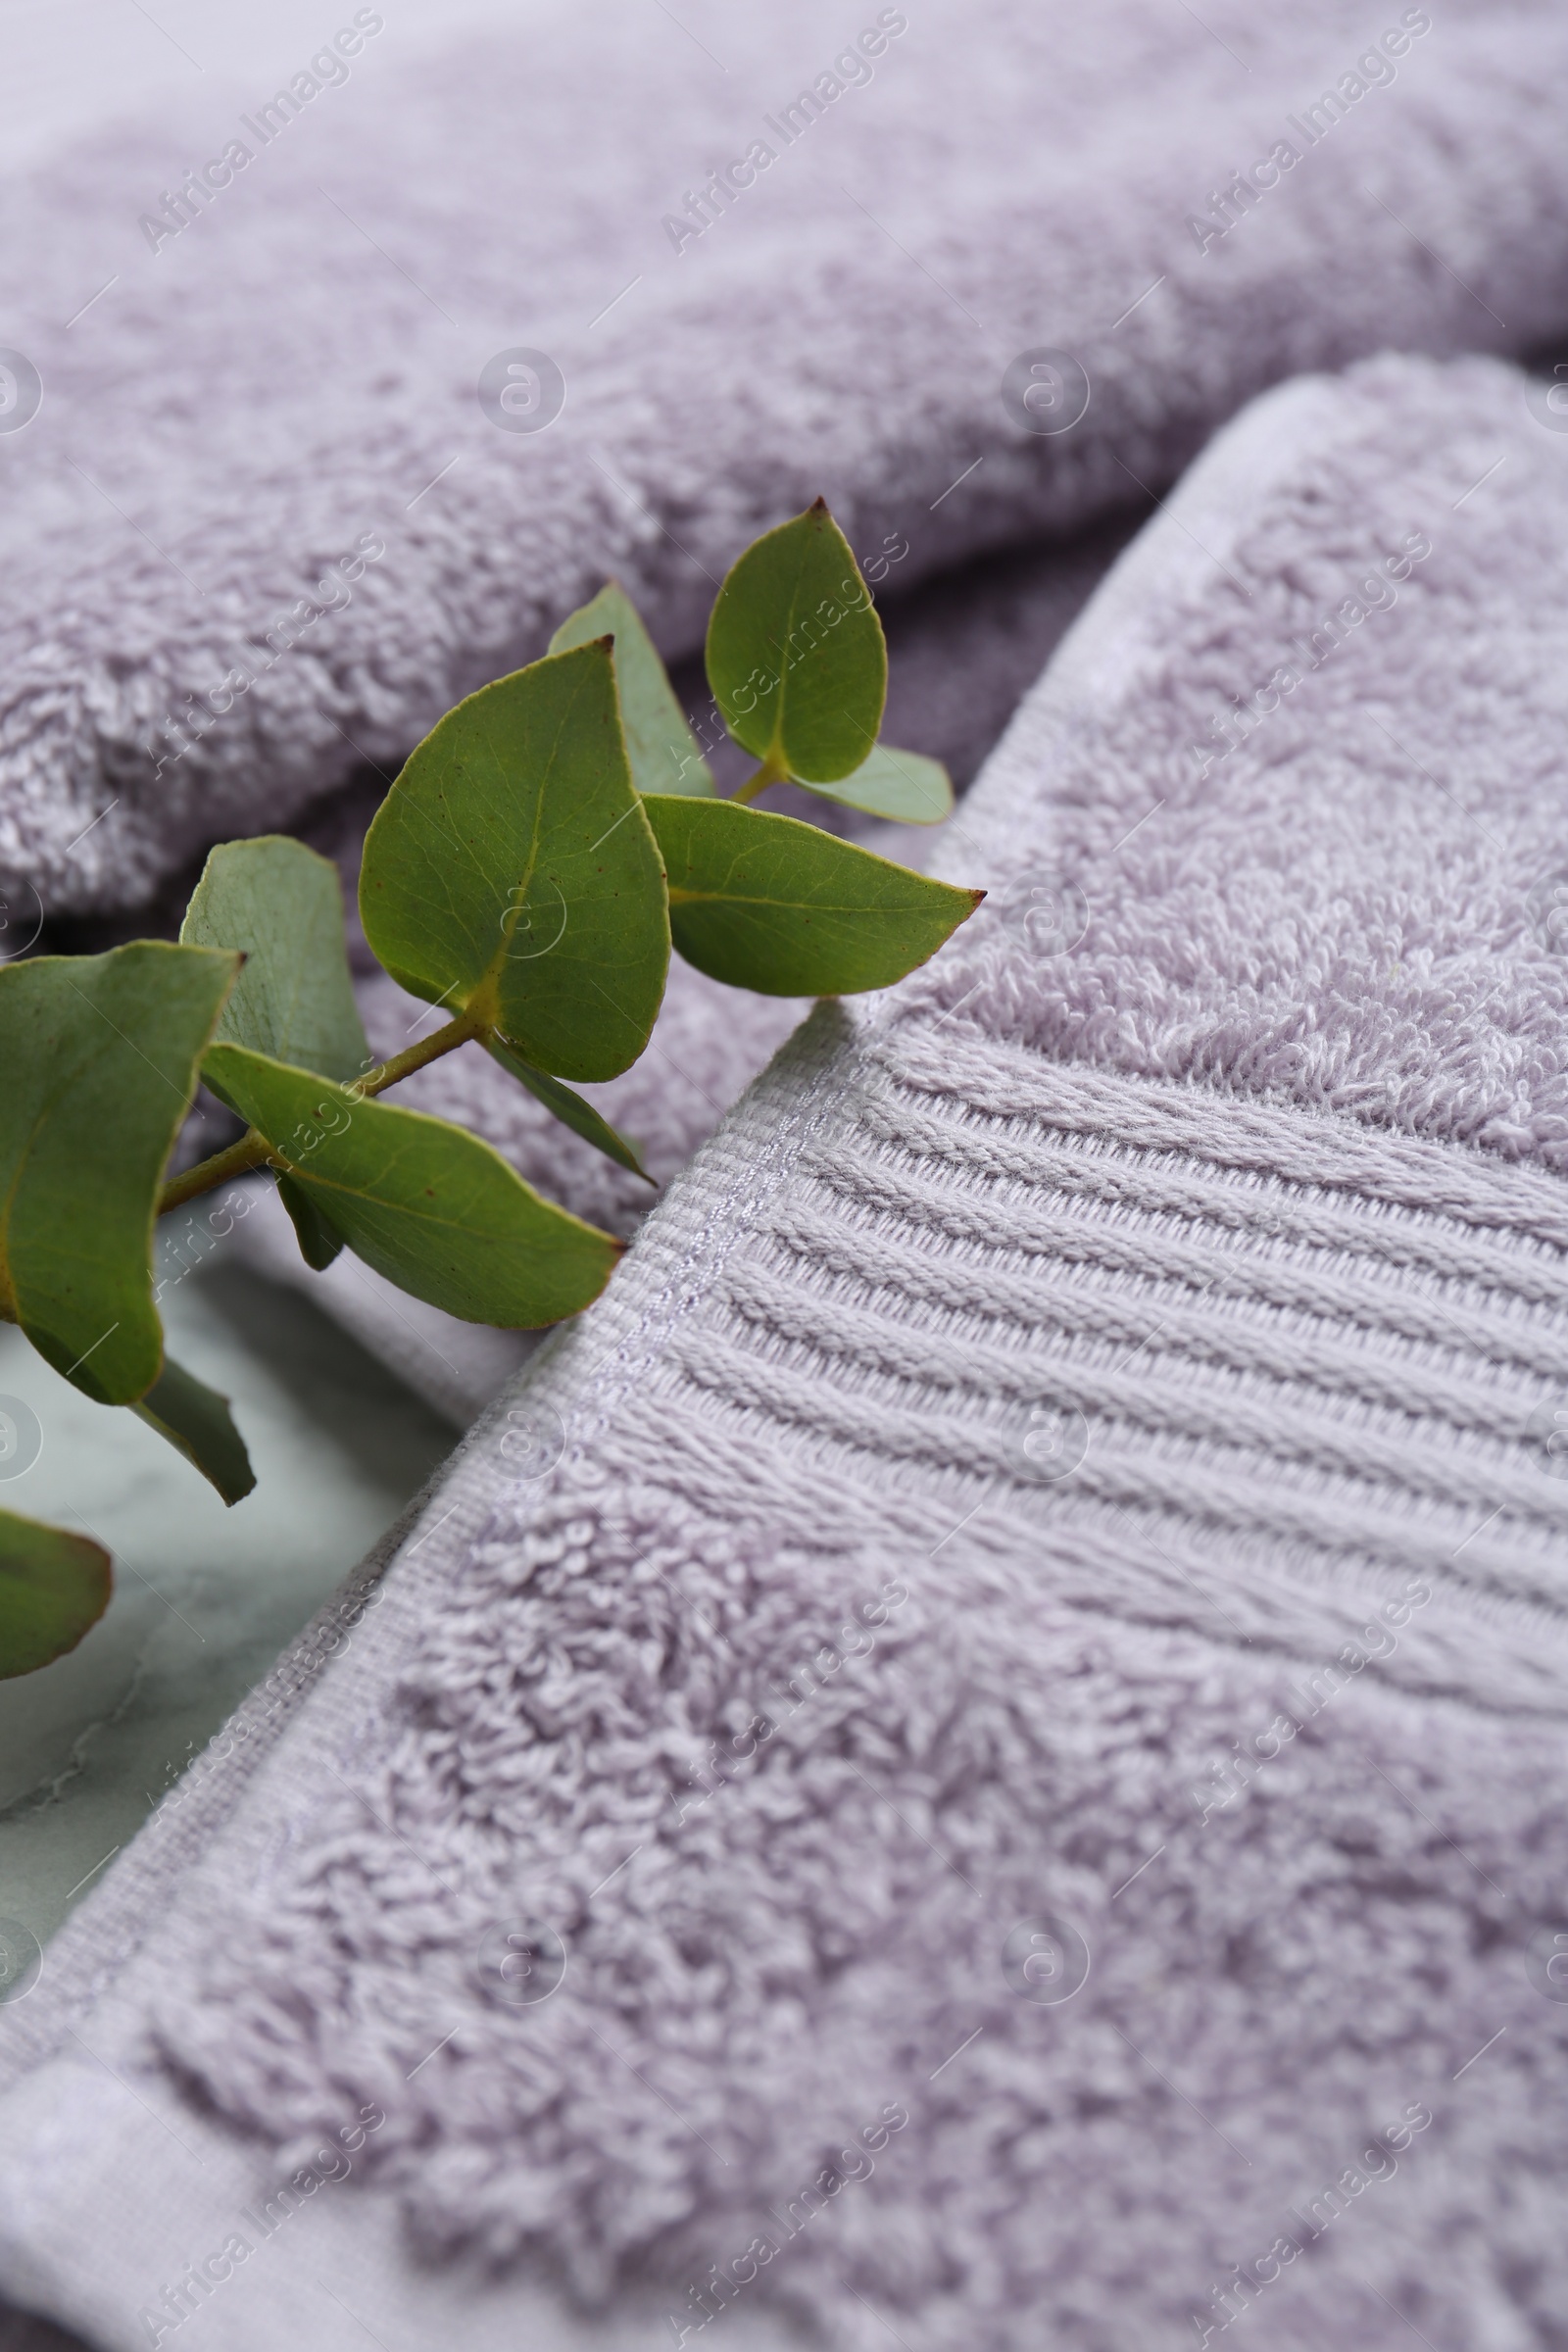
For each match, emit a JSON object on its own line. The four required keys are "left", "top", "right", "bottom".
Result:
{"left": 0, "top": 1261, "right": 454, "bottom": 1951}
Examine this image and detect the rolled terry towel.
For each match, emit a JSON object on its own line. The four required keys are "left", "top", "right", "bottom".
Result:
{"left": 3, "top": 0, "right": 1568, "bottom": 925}
{"left": 3, "top": 349, "right": 1568, "bottom": 2351}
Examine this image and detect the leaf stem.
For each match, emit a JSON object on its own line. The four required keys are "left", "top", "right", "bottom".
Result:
{"left": 157, "top": 1131, "right": 273, "bottom": 1215}
{"left": 156, "top": 1006, "right": 483, "bottom": 1216}
{"left": 353, "top": 1006, "right": 482, "bottom": 1100}
{"left": 731, "top": 754, "right": 788, "bottom": 805}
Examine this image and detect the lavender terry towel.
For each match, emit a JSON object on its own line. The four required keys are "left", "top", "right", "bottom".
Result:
{"left": 13, "top": 0, "right": 1568, "bottom": 1412}
{"left": 4, "top": 349, "right": 1568, "bottom": 2351}
{"left": 4, "top": 0, "right": 1568, "bottom": 929}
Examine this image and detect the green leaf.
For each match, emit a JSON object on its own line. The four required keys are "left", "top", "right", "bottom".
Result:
{"left": 358, "top": 641, "right": 669, "bottom": 1081}
{"left": 0, "top": 1509, "right": 112, "bottom": 1679}
{"left": 180, "top": 836, "right": 369, "bottom": 1084}
{"left": 643, "top": 796, "right": 983, "bottom": 997}
{"left": 487, "top": 1036, "right": 653, "bottom": 1183}
{"left": 205, "top": 1043, "right": 620, "bottom": 1327}
{"left": 0, "top": 945, "right": 239, "bottom": 1404}
{"left": 276, "top": 1173, "right": 345, "bottom": 1270}
{"left": 790, "top": 743, "right": 954, "bottom": 826}
{"left": 705, "top": 500, "right": 887, "bottom": 783}
{"left": 131, "top": 1354, "right": 255, "bottom": 1505}
{"left": 550, "top": 582, "right": 713, "bottom": 797}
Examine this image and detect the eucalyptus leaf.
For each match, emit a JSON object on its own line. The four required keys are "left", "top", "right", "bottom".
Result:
{"left": 277, "top": 1173, "right": 345, "bottom": 1270}
{"left": 358, "top": 642, "right": 669, "bottom": 1081}
{"left": 705, "top": 500, "right": 887, "bottom": 783}
{"left": 643, "top": 795, "right": 982, "bottom": 997}
{"left": 181, "top": 836, "right": 369, "bottom": 1082}
{"left": 791, "top": 743, "right": 954, "bottom": 825}
{"left": 205, "top": 1043, "right": 620, "bottom": 1327}
{"left": 0, "top": 1508, "right": 112, "bottom": 1680}
{"left": 551, "top": 582, "right": 713, "bottom": 797}
{"left": 488, "top": 1037, "right": 653, "bottom": 1183}
{"left": 0, "top": 945, "right": 238, "bottom": 1404}
{"left": 131, "top": 1355, "right": 255, "bottom": 1505}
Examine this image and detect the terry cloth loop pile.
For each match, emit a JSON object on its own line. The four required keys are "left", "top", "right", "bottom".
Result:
{"left": 4, "top": 352, "right": 1568, "bottom": 2352}
{"left": 2, "top": 0, "right": 1567, "bottom": 928}
{"left": 5, "top": 0, "right": 1568, "bottom": 1406}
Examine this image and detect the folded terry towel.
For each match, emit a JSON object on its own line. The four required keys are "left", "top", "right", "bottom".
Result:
{"left": 13, "top": 0, "right": 1568, "bottom": 1416}
{"left": 4, "top": 348, "right": 1568, "bottom": 2352}
{"left": 6, "top": 0, "right": 1568, "bottom": 929}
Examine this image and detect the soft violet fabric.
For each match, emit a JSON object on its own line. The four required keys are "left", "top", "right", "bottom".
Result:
{"left": 2, "top": 0, "right": 1566, "bottom": 929}
{"left": 4, "top": 357, "right": 1568, "bottom": 2352}
{"left": 11, "top": 0, "right": 1568, "bottom": 1419}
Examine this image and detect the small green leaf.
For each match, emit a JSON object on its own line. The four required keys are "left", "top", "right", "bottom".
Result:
{"left": 487, "top": 1037, "right": 653, "bottom": 1183}
{"left": 643, "top": 796, "right": 983, "bottom": 997}
{"left": 791, "top": 744, "right": 954, "bottom": 825}
{"left": 551, "top": 582, "right": 713, "bottom": 797}
{"left": 706, "top": 500, "right": 887, "bottom": 783}
{"left": 0, "top": 945, "right": 239, "bottom": 1404}
{"left": 131, "top": 1355, "right": 255, "bottom": 1505}
{"left": 276, "top": 1173, "right": 345, "bottom": 1270}
{"left": 0, "top": 1509, "right": 112, "bottom": 1679}
{"left": 180, "top": 836, "right": 369, "bottom": 1084}
{"left": 205, "top": 1043, "right": 620, "bottom": 1327}
{"left": 359, "top": 641, "right": 669, "bottom": 1081}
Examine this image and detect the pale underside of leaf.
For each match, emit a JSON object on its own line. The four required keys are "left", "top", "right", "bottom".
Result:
{"left": 550, "top": 582, "right": 713, "bottom": 797}
{"left": 180, "top": 835, "right": 369, "bottom": 1083}
{"left": 789, "top": 743, "right": 954, "bottom": 824}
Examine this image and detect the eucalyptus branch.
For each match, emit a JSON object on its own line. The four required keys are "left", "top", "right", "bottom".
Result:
{"left": 156, "top": 1128, "right": 274, "bottom": 1216}
{"left": 3, "top": 497, "right": 979, "bottom": 1682}
{"left": 157, "top": 1006, "right": 481, "bottom": 1216}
